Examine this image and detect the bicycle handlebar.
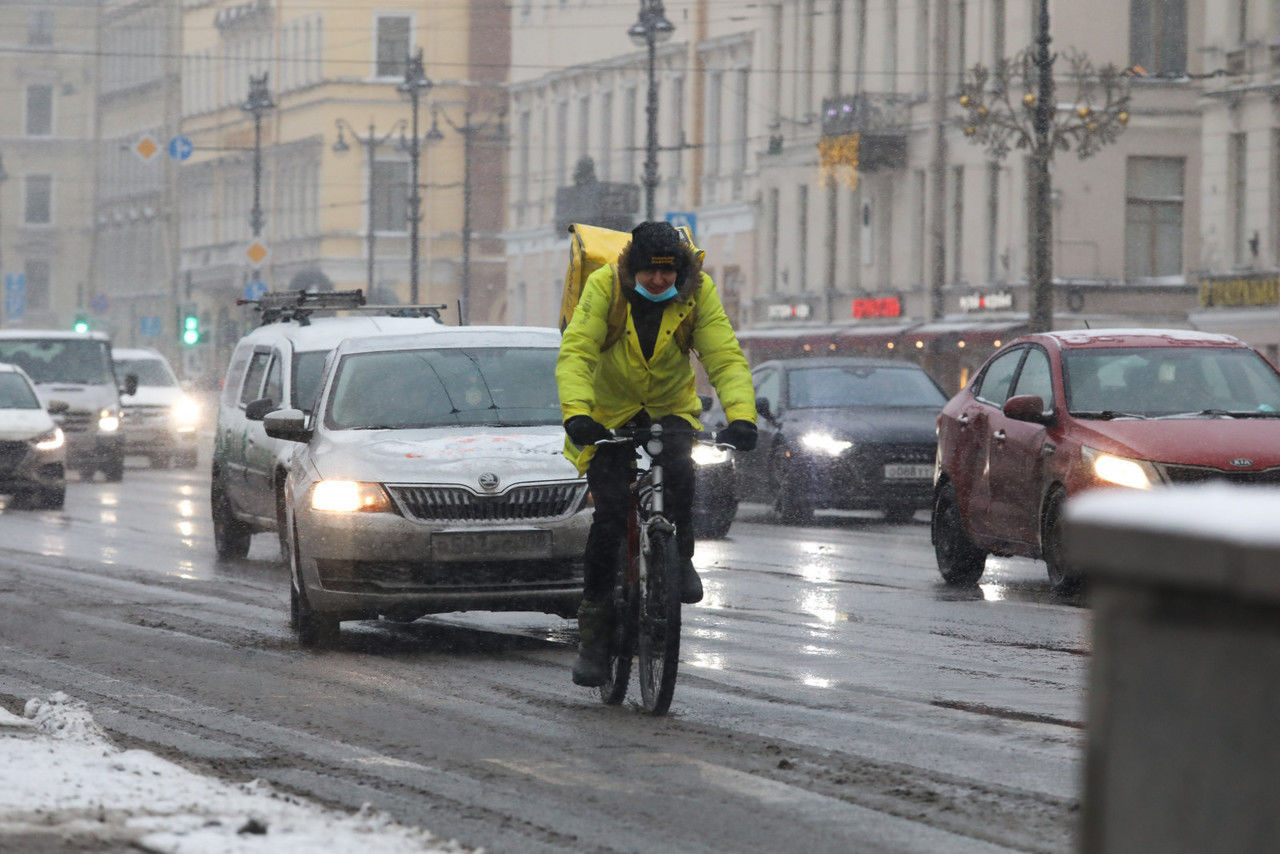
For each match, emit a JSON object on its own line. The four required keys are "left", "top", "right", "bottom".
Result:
{"left": 592, "top": 423, "right": 734, "bottom": 450}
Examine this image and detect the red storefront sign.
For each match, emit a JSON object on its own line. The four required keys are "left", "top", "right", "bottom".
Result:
{"left": 851, "top": 296, "right": 901, "bottom": 319}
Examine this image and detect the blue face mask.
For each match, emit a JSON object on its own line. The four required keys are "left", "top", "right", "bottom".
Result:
{"left": 636, "top": 283, "right": 678, "bottom": 302}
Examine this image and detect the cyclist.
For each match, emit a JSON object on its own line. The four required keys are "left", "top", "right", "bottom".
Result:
{"left": 557, "top": 220, "right": 758, "bottom": 687}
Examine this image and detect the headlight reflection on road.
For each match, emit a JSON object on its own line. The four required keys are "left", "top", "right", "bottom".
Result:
{"left": 802, "top": 644, "right": 837, "bottom": 657}
{"left": 978, "top": 583, "right": 1008, "bottom": 602}
{"left": 799, "top": 562, "right": 835, "bottom": 584}
{"left": 686, "top": 652, "right": 726, "bottom": 671}
{"left": 799, "top": 589, "right": 845, "bottom": 626}
{"left": 689, "top": 627, "right": 727, "bottom": 641}
{"left": 177, "top": 521, "right": 195, "bottom": 538}
{"left": 801, "top": 674, "right": 834, "bottom": 689}
{"left": 177, "top": 499, "right": 195, "bottom": 518}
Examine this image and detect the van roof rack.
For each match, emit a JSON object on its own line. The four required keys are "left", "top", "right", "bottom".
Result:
{"left": 238, "top": 289, "right": 447, "bottom": 326}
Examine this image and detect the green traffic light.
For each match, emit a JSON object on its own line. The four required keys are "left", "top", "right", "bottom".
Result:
{"left": 183, "top": 329, "right": 200, "bottom": 345}
{"left": 73, "top": 318, "right": 89, "bottom": 333}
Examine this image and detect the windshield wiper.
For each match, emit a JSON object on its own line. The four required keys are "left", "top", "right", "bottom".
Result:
{"left": 1071, "top": 410, "right": 1148, "bottom": 420}
{"left": 1178, "top": 409, "right": 1280, "bottom": 419}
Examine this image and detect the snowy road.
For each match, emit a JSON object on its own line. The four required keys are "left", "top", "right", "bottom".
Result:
{"left": 0, "top": 460, "right": 1088, "bottom": 853}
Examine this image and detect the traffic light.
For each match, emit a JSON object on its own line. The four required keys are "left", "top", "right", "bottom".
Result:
{"left": 182, "top": 313, "right": 200, "bottom": 346}
{"left": 72, "top": 314, "right": 89, "bottom": 334}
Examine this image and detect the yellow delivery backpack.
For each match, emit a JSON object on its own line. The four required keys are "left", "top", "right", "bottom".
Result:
{"left": 559, "top": 222, "right": 704, "bottom": 353}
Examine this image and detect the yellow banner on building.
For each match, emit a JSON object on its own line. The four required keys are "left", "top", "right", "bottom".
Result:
{"left": 1199, "top": 276, "right": 1280, "bottom": 308}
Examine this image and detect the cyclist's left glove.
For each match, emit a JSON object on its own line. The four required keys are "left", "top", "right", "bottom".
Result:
{"left": 716, "top": 420, "right": 758, "bottom": 451}
{"left": 564, "top": 415, "right": 611, "bottom": 447}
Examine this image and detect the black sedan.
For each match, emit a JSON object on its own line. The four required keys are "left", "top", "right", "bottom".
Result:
{"left": 735, "top": 358, "right": 948, "bottom": 524}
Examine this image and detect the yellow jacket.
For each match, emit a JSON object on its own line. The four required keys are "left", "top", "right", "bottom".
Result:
{"left": 557, "top": 263, "right": 757, "bottom": 474}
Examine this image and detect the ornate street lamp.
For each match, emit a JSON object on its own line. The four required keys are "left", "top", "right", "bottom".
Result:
{"left": 333, "top": 117, "right": 408, "bottom": 295}
{"left": 628, "top": 0, "right": 674, "bottom": 223}
{"left": 241, "top": 73, "right": 275, "bottom": 240}
{"left": 956, "top": 0, "right": 1131, "bottom": 333}
{"left": 397, "top": 49, "right": 433, "bottom": 303}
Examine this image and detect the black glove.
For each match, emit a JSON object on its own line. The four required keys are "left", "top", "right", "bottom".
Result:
{"left": 564, "top": 415, "right": 611, "bottom": 447}
{"left": 716, "top": 420, "right": 758, "bottom": 451}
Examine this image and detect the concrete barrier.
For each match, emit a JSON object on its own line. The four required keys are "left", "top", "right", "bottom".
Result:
{"left": 1065, "top": 484, "right": 1280, "bottom": 854}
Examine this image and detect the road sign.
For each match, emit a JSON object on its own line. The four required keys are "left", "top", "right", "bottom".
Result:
{"left": 665, "top": 211, "right": 698, "bottom": 241}
{"left": 134, "top": 135, "right": 160, "bottom": 162}
{"left": 90, "top": 293, "right": 110, "bottom": 314}
{"left": 167, "top": 135, "right": 194, "bottom": 162}
{"left": 4, "top": 273, "right": 26, "bottom": 322}
{"left": 243, "top": 279, "right": 268, "bottom": 301}
{"left": 139, "top": 316, "right": 162, "bottom": 337}
{"left": 246, "top": 241, "right": 269, "bottom": 267}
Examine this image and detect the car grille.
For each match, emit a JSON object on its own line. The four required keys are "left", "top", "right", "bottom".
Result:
{"left": 124, "top": 404, "right": 169, "bottom": 424}
{"left": 1160, "top": 463, "right": 1280, "bottom": 486}
{"left": 0, "top": 440, "right": 29, "bottom": 474}
{"left": 388, "top": 483, "right": 586, "bottom": 522}
{"left": 61, "top": 409, "right": 94, "bottom": 434}
{"left": 315, "top": 558, "right": 581, "bottom": 591}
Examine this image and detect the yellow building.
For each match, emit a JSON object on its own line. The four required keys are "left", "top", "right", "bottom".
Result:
{"left": 0, "top": 0, "right": 99, "bottom": 331}
{"left": 179, "top": 0, "right": 509, "bottom": 374}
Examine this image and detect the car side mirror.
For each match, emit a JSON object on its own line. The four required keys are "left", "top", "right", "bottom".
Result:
{"left": 245, "top": 397, "right": 278, "bottom": 422}
{"left": 756, "top": 396, "right": 775, "bottom": 421}
{"left": 121, "top": 373, "right": 139, "bottom": 397}
{"left": 263, "top": 408, "right": 312, "bottom": 443}
{"left": 47, "top": 399, "right": 70, "bottom": 415}
{"left": 1003, "top": 394, "right": 1053, "bottom": 425}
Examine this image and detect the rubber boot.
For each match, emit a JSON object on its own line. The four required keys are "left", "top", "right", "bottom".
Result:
{"left": 679, "top": 558, "right": 703, "bottom": 604}
{"left": 572, "top": 599, "right": 614, "bottom": 687}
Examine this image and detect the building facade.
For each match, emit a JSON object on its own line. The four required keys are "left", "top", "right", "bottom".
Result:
{"left": 0, "top": 0, "right": 100, "bottom": 332}
{"left": 178, "top": 0, "right": 508, "bottom": 374}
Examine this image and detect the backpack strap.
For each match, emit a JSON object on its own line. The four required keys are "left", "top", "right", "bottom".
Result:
{"left": 601, "top": 265, "right": 629, "bottom": 351}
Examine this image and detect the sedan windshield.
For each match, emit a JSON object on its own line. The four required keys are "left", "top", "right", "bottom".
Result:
{"left": 1064, "top": 347, "right": 1280, "bottom": 417}
{"left": 114, "top": 358, "right": 177, "bottom": 387}
{"left": 786, "top": 366, "right": 948, "bottom": 409}
{"left": 0, "top": 339, "right": 113, "bottom": 385}
{"left": 0, "top": 373, "right": 40, "bottom": 409}
{"left": 326, "top": 347, "right": 560, "bottom": 429}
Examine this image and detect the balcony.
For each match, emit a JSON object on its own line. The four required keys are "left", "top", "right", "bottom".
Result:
{"left": 554, "top": 158, "right": 639, "bottom": 234}
{"left": 820, "top": 93, "right": 918, "bottom": 172}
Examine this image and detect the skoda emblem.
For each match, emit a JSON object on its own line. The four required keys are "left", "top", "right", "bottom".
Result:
{"left": 1231, "top": 458, "right": 1253, "bottom": 468}
{"left": 478, "top": 472, "right": 500, "bottom": 491}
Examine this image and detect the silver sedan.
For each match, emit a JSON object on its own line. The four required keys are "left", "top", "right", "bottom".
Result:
{"left": 264, "top": 328, "right": 589, "bottom": 646}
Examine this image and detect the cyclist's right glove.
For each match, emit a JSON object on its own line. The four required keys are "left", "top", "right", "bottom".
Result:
{"left": 716, "top": 420, "right": 758, "bottom": 451}
{"left": 564, "top": 415, "right": 611, "bottom": 447}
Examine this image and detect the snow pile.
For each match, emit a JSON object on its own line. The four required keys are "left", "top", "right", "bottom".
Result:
{"left": 0, "top": 693, "right": 473, "bottom": 853}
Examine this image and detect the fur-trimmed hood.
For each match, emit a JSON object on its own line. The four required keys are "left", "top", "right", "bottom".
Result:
{"left": 616, "top": 239, "right": 703, "bottom": 301}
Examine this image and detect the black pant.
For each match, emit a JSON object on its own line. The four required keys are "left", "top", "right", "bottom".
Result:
{"left": 582, "top": 414, "right": 695, "bottom": 602}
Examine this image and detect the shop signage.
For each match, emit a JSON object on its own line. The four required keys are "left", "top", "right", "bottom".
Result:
{"left": 766, "top": 303, "right": 811, "bottom": 320}
{"left": 1198, "top": 275, "right": 1280, "bottom": 308}
{"left": 959, "top": 291, "right": 1014, "bottom": 312}
{"left": 851, "top": 296, "right": 901, "bottom": 318}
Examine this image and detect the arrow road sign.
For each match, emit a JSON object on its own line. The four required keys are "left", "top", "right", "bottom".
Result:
{"left": 168, "top": 135, "right": 194, "bottom": 162}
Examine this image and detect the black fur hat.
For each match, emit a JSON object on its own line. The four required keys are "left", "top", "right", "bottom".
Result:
{"left": 625, "top": 221, "right": 685, "bottom": 273}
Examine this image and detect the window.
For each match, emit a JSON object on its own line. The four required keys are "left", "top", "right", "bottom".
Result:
{"left": 1229, "top": 135, "right": 1248, "bottom": 265}
{"left": 371, "top": 159, "right": 409, "bottom": 232}
{"left": 26, "top": 86, "right": 52, "bottom": 136}
{"left": 951, "top": 166, "right": 965, "bottom": 283}
{"left": 24, "top": 260, "right": 50, "bottom": 311}
{"left": 556, "top": 99, "right": 569, "bottom": 186}
{"left": 374, "top": 15, "right": 411, "bottom": 78}
{"left": 1130, "top": 0, "right": 1187, "bottom": 76}
{"left": 578, "top": 94, "right": 590, "bottom": 166}
{"left": 599, "top": 93, "right": 613, "bottom": 180}
{"left": 1125, "top": 157, "right": 1184, "bottom": 278}
{"left": 754, "top": 369, "right": 781, "bottom": 415}
{"left": 239, "top": 352, "right": 271, "bottom": 406}
{"left": 28, "top": 10, "right": 53, "bottom": 45}
{"left": 975, "top": 347, "right": 1025, "bottom": 406}
{"left": 1012, "top": 348, "right": 1054, "bottom": 408}
{"left": 797, "top": 184, "right": 809, "bottom": 291}
{"left": 263, "top": 355, "right": 284, "bottom": 406}
{"left": 25, "top": 175, "right": 52, "bottom": 225}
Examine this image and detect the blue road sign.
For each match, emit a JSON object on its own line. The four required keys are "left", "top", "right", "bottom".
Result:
{"left": 4, "top": 273, "right": 26, "bottom": 322}
{"left": 139, "top": 316, "right": 162, "bottom": 337}
{"left": 168, "top": 135, "right": 194, "bottom": 162}
{"left": 90, "top": 293, "right": 110, "bottom": 314}
{"left": 243, "top": 279, "right": 268, "bottom": 301}
{"left": 665, "top": 211, "right": 697, "bottom": 241}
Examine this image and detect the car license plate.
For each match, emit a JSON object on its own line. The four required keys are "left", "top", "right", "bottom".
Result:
{"left": 430, "top": 529, "right": 552, "bottom": 562}
{"left": 884, "top": 463, "right": 933, "bottom": 480}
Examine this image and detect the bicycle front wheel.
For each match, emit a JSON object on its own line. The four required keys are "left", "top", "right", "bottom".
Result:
{"left": 598, "top": 543, "right": 634, "bottom": 705}
{"left": 637, "top": 529, "right": 682, "bottom": 715}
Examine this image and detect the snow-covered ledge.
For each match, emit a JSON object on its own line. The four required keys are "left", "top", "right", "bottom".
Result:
{"left": 1064, "top": 484, "right": 1280, "bottom": 854}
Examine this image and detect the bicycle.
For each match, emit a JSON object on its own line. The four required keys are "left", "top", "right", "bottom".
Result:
{"left": 592, "top": 422, "right": 730, "bottom": 715}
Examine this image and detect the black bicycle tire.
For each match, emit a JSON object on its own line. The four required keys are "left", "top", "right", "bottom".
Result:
{"left": 637, "top": 530, "right": 682, "bottom": 715}
{"left": 598, "top": 543, "right": 634, "bottom": 705}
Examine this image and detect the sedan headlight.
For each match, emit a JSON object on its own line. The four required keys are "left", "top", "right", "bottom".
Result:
{"left": 1082, "top": 446, "right": 1159, "bottom": 489}
{"left": 691, "top": 443, "right": 731, "bottom": 466}
{"left": 310, "top": 480, "right": 393, "bottom": 513}
{"left": 171, "top": 396, "right": 201, "bottom": 431}
{"left": 800, "top": 432, "right": 853, "bottom": 456}
{"left": 32, "top": 427, "right": 64, "bottom": 451}
{"left": 98, "top": 408, "right": 120, "bottom": 433}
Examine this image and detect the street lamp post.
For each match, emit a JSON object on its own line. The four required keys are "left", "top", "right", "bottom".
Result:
{"left": 628, "top": 0, "right": 674, "bottom": 223}
{"left": 333, "top": 118, "right": 407, "bottom": 295}
{"left": 242, "top": 73, "right": 275, "bottom": 240}
{"left": 957, "top": 0, "right": 1131, "bottom": 333}
{"left": 398, "top": 49, "right": 433, "bottom": 304}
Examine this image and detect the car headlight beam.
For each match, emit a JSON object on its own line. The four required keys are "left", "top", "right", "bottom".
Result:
{"left": 691, "top": 443, "right": 731, "bottom": 466}
{"left": 33, "top": 427, "right": 65, "bottom": 451}
{"left": 800, "top": 432, "right": 853, "bottom": 456}
{"left": 172, "top": 396, "right": 201, "bottom": 429}
{"left": 1083, "top": 447, "right": 1157, "bottom": 489}
{"left": 311, "top": 480, "right": 393, "bottom": 513}
{"left": 97, "top": 409, "right": 120, "bottom": 433}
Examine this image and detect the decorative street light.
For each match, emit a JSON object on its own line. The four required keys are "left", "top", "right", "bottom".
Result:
{"left": 425, "top": 104, "right": 506, "bottom": 325}
{"left": 956, "top": 0, "right": 1131, "bottom": 333}
{"left": 333, "top": 117, "right": 408, "bottom": 296}
{"left": 628, "top": 0, "right": 674, "bottom": 223}
{"left": 397, "top": 48, "right": 433, "bottom": 304}
{"left": 241, "top": 73, "right": 275, "bottom": 240}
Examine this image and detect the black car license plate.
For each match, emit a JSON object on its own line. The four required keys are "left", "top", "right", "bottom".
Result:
{"left": 431, "top": 529, "right": 552, "bottom": 562}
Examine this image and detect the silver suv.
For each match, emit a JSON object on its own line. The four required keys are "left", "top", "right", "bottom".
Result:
{"left": 211, "top": 291, "right": 445, "bottom": 559}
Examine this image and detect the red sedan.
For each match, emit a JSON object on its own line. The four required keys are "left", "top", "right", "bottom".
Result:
{"left": 932, "top": 329, "right": 1280, "bottom": 592}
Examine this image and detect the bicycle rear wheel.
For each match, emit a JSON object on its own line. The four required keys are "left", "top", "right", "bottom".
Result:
{"left": 598, "top": 543, "right": 634, "bottom": 705}
{"left": 637, "top": 529, "right": 682, "bottom": 715}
